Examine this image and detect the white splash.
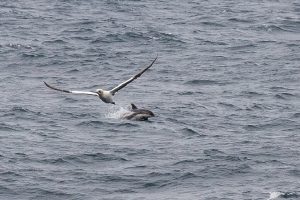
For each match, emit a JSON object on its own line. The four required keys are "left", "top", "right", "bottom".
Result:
{"left": 268, "top": 192, "right": 283, "bottom": 200}
{"left": 104, "top": 106, "right": 130, "bottom": 119}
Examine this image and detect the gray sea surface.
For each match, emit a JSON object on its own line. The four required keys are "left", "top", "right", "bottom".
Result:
{"left": 0, "top": 0, "right": 300, "bottom": 199}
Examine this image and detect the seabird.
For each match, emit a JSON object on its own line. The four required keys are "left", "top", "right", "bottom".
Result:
{"left": 44, "top": 56, "right": 158, "bottom": 104}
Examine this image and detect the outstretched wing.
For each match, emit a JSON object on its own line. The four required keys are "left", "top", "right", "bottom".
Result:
{"left": 44, "top": 81, "right": 98, "bottom": 96}
{"left": 110, "top": 56, "right": 158, "bottom": 95}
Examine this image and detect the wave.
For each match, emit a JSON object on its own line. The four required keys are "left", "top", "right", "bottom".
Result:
{"left": 180, "top": 127, "right": 206, "bottom": 137}
{"left": 173, "top": 159, "right": 201, "bottom": 165}
{"left": 65, "top": 69, "right": 80, "bottom": 73}
{"left": 250, "top": 103, "right": 268, "bottom": 110}
{"left": 116, "top": 122, "right": 139, "bottom": 127}
{"left": 76, "top": 120, "right": 106, "bottom": 127}
{"left": 29, "top": 188, "right": 73, "bottom": 199}
{"left": 280, "top": 19, "right": 300, "bottom": 32}
{"left": 91, "top": 31, "right": 151, "bottom": 44}
{"left": 97, "top": 29, "right": 184, "bottom": 48}
{"left": 117, "top": 147, "right": 150, "bottom": 156}
{"left": 0, "top": 185, "right": 17, "bottom": 195}
{"left": 228, "top": 17, "right": 255, "bottom": 23}
{"left": 240, "top": 91, "right": 264, "bottom": 97}
{"left": 177, "top": 91, "right": 194, "bottom": 95}
{"left": 39, "top": 153, "right": 128, "bottom": 165}
{"left": 200, "top": 40, "right": 228, "bottom": 46}
{"left": 242, "top": 117, "right": 296, "bottom": 131}
{"left": 57, "top": 111, "right": 94, "bottom": 119}
{"left": 254, "top": 24, "right": 292, "bottom": 32}
{"left": 22, "top": 52, "right": 45, "bottom": 58}
{"left": 143, "top": 180, "right": 170, "bottom": 188}
{"left": 218, "top": 102, "right": 236, "bottom": 108}
{"left": 176, "top": 172, "right": 197, "bottom": 180}
{"left": 292, "top": 113, "right": 300, "bottom": 118}
{"left": 203, "top": 149, "right": 225, "bottom": 156}
{"left": 65, "top": 152, "right": 128, "bottom": 162}
{"left": 7, "top": 106, "right": 45, "bottom": 118}
{"left": 227, "top": 44, "right": 256, "bottom": 50}
{"left": 0, "top": 123, "right": 21, "bottom": 132}
{"left": 201, "top": 21, "right": 226, "bottom": 27}
{"left": 63, "top": 27, "right": 95, "bottom": 34}
{"left": 275, "top": 92, "right": 296, "bottom": 100}
{"left": 0, "top": 171, "right": 22, "bottom": 177}
{"left": 4, "top": 43, "right": 33, "bottom": 49}
{"left": 148, "top": 30, "right": 186, "bottom": 44}
{"left": 199, "top": 163, "right": 252, "bottom": 178}
{"left": 288, "top": 169, "right": 300, "bottom": 177}
{"left": 184, "top": 79, "right": 219, "bottom": 85}
{"left": 270, "top": 86, "right": 293, "bottom": 91}
{"left": 42, "top": 39, "right": 68, "bottom": 45}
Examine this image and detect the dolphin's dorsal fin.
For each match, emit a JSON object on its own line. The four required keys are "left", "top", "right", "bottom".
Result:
{"left": 131, "top": 103, "right": 138, "bottom": 110}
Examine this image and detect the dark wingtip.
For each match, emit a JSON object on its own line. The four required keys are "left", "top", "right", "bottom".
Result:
{"left": 43, "top": 81, "right": 71, "bottom": 93}
{"left": 43, "top": 81, "right": 53, "bottom": 89}
{"left": 153, "top": 54, "right": 158, "bottom": 63}
{"left": 43, "top": 81, "right": 49, "bottom": 87}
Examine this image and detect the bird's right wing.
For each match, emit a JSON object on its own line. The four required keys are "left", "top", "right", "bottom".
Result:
{"left": 44, "top": 81, "right": 98, "bottom": 96}
{"left": 109, "top": 56, "right": 158, "bottom": 95}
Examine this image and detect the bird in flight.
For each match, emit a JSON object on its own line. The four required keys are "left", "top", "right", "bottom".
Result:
{"left": 44, "top": 56, "right": 158, "bottom": 104}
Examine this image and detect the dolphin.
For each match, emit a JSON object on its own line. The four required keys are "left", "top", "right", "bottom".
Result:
{"left": 121, "top": 103, "right": 155, "bottom": 121}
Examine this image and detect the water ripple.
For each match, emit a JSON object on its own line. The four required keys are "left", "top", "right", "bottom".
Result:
{"left": 1, "top": 0, "right": 299, "bottom": 199}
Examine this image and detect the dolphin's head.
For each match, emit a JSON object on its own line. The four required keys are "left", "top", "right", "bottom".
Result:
{"left": 145, "top": 110, "right": 155, "bottom": 117}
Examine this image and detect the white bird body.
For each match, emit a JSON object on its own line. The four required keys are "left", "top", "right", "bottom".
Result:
{"left": 44, "top": 56, "right": 158, "bottom": 104}
{"left": 97, "top": 89, "right": 114, "bottom": 104}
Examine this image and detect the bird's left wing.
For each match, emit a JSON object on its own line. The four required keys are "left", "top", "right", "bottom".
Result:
{"left": 109, "top": 56, "right": 158, "bottom": 95}
{"left": 44, "top": 81, "right": 98, "bottom": 96}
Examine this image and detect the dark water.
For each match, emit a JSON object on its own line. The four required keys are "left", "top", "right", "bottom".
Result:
{"left": 1, "top": 0, "right": 299, "bottom": 199}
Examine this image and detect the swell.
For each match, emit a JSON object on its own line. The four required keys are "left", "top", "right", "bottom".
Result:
{"left": 253, "top": 24, "right": 295, "bottom": 32}
{"left": 25, "top": 152, "right": 128, "bottom": 165}
{"left": 91, "top": 30, "right": 185, "bottom": 45}
{"left": 184, "top": 79, "right": 219, "bottom": 85}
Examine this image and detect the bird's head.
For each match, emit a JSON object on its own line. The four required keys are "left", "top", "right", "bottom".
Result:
{"left": 96, "top": 89, "right": 103, "bottom": 95}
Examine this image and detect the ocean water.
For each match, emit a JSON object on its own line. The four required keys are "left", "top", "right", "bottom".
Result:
{"left": 0, "top": 0, "right": 299, "bottom": 199}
